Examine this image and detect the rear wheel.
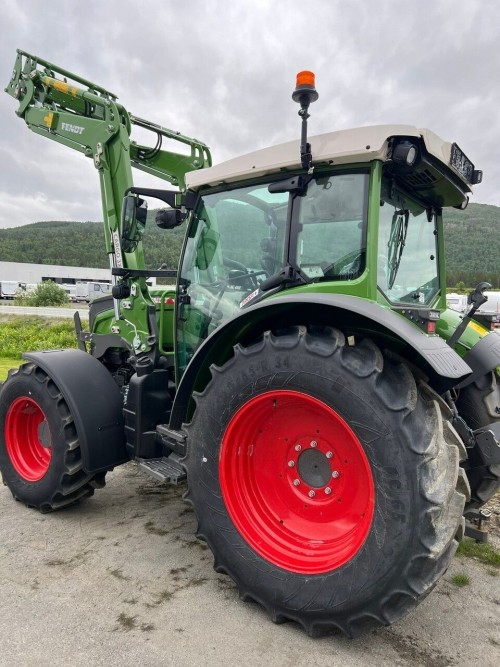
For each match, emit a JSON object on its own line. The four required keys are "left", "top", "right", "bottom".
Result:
{"left": 184, "top": 327, "right": 468, "bottom": 637}
{"left": 456, "top": 370, "right": 500, "bottom": 508}
{"left": 0, "top": 362, "right": 106, "bottom": 512}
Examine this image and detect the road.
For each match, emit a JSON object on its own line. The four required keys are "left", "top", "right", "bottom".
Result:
{"left": 0, "top": 463, "right": 499, "bottom": 667}
{"left": 0, "top": 304, "right": 88, "bottom": 319}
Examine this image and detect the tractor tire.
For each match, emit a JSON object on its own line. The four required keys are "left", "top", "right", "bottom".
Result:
{"left": 0, "top": 362, "right": 106, "bottom": 512}
{"left": 456, "top": 370, "right": 500, "bottom": 508}
{"left": 184, "top": 326, "right": 468, "bottom": 638}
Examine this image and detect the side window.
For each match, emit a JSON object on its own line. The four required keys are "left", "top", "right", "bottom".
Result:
{"left": 378, "top": 187, "right": 439, "bottom": 305}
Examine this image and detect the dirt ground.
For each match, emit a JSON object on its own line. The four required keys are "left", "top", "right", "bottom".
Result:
{"left": 486, "top": 493, "right": 500, "bottom": 544}
{"left": 0, "top": 464, "right": 499, "bottom": 667}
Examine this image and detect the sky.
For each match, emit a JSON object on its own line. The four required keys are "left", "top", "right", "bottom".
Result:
{"left": 1, "top": 0, "right": 499, "bottom": 229}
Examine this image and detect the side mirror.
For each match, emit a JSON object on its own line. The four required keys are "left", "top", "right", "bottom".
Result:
{"left": 121, "top": 194, "right": 147, "bottom": 252}
{"left": 156, "top": 208, "right": 186, "bottom": 229}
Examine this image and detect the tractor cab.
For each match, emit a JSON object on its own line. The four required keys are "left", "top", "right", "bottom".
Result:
{"left": 175, "top": 121, "right": 482, "bottom": 370}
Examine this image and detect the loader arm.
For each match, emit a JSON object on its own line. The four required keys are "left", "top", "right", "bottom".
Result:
{"left": 5, "top": 49, "right": 211, "bottom": 355}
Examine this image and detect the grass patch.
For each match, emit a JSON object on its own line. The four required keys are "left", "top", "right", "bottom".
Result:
{"left": 156, "top": 589, "right": 174, "bottom": 603}
{"left": 108, "top": 568, "right": 130, "bottom": 581}
{"left": 115, "top": 613, "right": 137, "bottom": 632}
{"left": 184, "top": 577, "right": 208, "bottom": 589}
{"left": 0, "top": 317, "right": 88, "bottom": 381}
{"left": 145, "top": 588, "right": 174, "bottom": 608}
{"left": 140, "top": 623, "right": 155, "bottom": 632}
{"left": 0, "top": 357, "right": 19, "bottom": 382}
{"left": 0, "top": 317, "right": 79, "bottom": 359}
{"left": 451, "top": 572, "right": 470, "bottom": 587}
{"left": 457, "top": 537, "right": 500, "bottom": 568}
{"left": 144, "top": 520, "right": 169, "bottom": 536}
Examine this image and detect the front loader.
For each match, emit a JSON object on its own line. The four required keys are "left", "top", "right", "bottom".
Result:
{"left": 1, "top": 53, "right": 499, "bottom": 638}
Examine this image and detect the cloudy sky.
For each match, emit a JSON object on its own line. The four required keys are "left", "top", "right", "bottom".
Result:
{"left": 1, "top": 0, "right": 499, "bottom": 229}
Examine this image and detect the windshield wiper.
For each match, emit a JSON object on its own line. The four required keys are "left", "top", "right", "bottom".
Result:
{"left": 387, "top": 209, "right": 409, "bottom": 289}
{"left": 259, "top": 265, "right": 309, "bottom": 292}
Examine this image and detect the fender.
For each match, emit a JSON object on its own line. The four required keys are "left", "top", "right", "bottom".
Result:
{"left": 170, "top": 293, "right": 472, "bottom": 428}
{"left": 24, "top": 349, "right": 128, "bottom": 473}
{"left": 458, "top": 330, "right": 500, "bottom": 388}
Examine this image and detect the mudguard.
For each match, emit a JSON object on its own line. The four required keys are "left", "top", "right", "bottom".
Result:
{"left": 458, "top": 330, "right": 500, "bottom": 388}
{"left": 23, "top": 349, "right": 128, "bottom": 473}
{"left": 170, "top": 292, "right": 472, "bottom": 428}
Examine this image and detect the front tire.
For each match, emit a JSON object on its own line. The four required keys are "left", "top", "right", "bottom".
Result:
{"left": 184, "top": 327, "right": 468, "bottom": 637}
{"left": 0, "top": 362, "right": 106, "bottom": 512}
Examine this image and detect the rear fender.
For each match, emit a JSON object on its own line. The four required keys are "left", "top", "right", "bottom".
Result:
{"left": 458, "top": 331, "right": 500, "bottom": 388}
{"left": 169, "top": 293, "right": 472, "bottom": 429}
{"left": 438, "top": 308, "right": 500, "bottom": 387}
{"left": 24, "top": 349, "right": 128, "bottom": 473}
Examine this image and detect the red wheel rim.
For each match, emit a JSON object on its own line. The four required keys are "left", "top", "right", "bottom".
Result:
{"left": 219, "top": 390, "right": 375, "bottom": 574}
{"left": 5, "top": 396, "right": 52, "bottom": 481}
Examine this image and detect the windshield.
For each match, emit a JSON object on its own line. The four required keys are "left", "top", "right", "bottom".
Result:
{"left": 377, "top": 181, "right": 439, "bottom": 305}
{"left": 294, "top": 173, "right": 368, "bottom": 280}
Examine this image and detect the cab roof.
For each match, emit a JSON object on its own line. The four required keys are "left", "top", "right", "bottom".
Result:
{"left": 185, "top": 124, "right": 472, "bottom": 198}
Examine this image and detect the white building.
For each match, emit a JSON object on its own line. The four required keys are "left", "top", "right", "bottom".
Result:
{"left": 0, "top": 261, "right": 111, "bottom": 285}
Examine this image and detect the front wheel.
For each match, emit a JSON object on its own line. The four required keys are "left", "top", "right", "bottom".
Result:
{"left": 184, "top": 326, "right": 468, "bottom": 637}
{"left": 0, "top": 362, "right": 106, "bottom": 512}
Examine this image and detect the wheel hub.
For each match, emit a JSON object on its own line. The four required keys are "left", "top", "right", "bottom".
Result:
{"left": 297, "top": 447, "right": 331, "bottom": 487}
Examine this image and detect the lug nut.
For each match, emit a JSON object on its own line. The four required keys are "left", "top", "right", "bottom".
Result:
{"left": 325, "top": 487, "right": 332, "bottom": 495}
{"left": 326, "top": 451, "right": 333, "bottom": 459}
{"left": 288, "top": 460, "right": 295, "bottom": 467}
{"left": 310, "top": 440, "right": 317, "bottom": 448}
{"left": 293, "top": 479, "right": 300, "bottom": 487}
{"left": 308, "top": 490, "right": 316, "bottom": 498}
{"left": 295, "top": 444, "right": 302, "bottom": 452}
{"left": 332, "top": 470, "right": 339, "bottom": 479}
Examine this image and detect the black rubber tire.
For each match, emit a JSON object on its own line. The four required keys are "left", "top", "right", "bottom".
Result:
{"left": 456, "top": 370, "right": 500, "bottom": 508}
{"left": 0, "top": 362, "right": 106, "bottom": 512}
{"left": 184, "top": 326, "right": 468, "bottom": 637}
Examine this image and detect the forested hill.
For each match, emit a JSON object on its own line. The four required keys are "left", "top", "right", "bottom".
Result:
{"left": 0, "top": 219, "right": 186, "bottom": 274}
{"left": 443, "top": 203, "right": 500, "bottom": 286}
{"left": 0, "top": 202, "right": 498, "bottom": 287}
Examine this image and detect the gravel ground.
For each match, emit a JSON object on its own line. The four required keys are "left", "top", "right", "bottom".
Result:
{"left": 485, "top": 492, "right": 500, "bottom": 547}
{"left": 0, "top": 463, "right": 499, "bottom": 667}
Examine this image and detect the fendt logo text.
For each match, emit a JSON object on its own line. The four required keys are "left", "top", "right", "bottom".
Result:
{"left": 61, "top": 122, "right": 84, "bottom": 135}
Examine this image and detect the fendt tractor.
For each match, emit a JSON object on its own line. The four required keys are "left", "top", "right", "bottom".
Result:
{"left": 1, "top": 52, "right": 500, "bottom": 638}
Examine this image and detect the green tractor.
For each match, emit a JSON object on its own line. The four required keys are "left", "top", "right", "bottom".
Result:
{"left": 1, "top": 52, "right": 499, "bottom": 637}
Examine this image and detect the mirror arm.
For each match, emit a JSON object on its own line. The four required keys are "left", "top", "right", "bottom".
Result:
{"left": 125, "top": 187, "right": 179, "bottom": 208}
{"left": 124, "top": 187, "right": 200, "bottom": 211}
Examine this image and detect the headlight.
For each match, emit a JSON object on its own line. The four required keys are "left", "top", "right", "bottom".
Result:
{"left": 392, "top": 140, "right": 419, "bottom": 167}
